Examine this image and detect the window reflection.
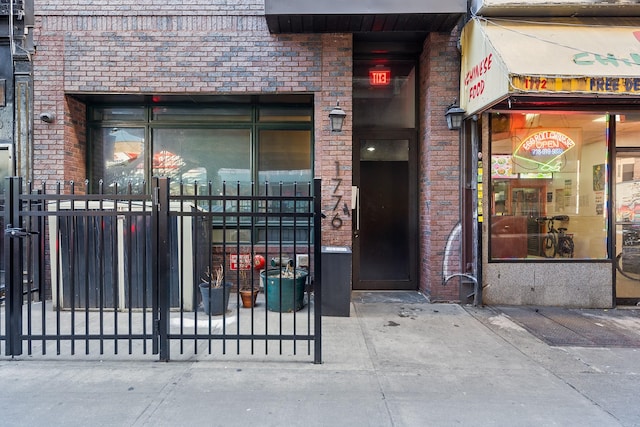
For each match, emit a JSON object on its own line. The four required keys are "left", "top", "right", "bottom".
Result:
{"left": 489, "top": 112, "right": 608, "bottom": 260}
{"left": 89, "top": 99, "right": 314, "bottom": 243}
{"left": 258, "top": 130, "right": 312, "bottom": 215}
{"left": 100, "top": 127, "right": 146, "bottom": 193}
{"left": 353, "top": 59, "right": 416, "bottom": 128}
{"left": 153, "top": 128, "right": 250, "bottom": 197}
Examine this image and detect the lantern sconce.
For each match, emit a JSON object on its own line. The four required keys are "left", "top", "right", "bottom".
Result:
{"left": 329, "top": 101, "right": 347, "bottom": 132}
{"left": 444, "top": 101, "right": 465, "bottom": 131}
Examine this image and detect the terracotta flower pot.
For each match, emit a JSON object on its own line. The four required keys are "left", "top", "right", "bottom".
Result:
{"left": 240, "top": 288, "right": 260, "bottom": 308}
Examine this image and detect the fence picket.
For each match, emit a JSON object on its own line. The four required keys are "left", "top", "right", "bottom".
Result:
{"left": 0, "top": 177, "right": 321, "bottom": 362}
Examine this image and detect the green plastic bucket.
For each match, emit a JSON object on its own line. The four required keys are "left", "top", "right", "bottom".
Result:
{"left": 261, "top": 268, "right": 308, "bottom": 312}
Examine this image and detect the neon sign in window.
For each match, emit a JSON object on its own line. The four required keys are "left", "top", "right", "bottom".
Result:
{"left": 513, "top": 130, "right": 577, "bottom": 173}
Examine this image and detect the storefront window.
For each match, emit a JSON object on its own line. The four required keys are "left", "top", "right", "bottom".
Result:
{"left": 91, "top": 107, "right": 145, "bottom": 121}
{"left": 258, "top": 129, "right": 311, "bottom": 197}
{"left": 257, "top": 130, "right": 312, "bottom": 241}
{"left": 489, "top": 112, "right": 608, "bottom": 260}
{"left": 259, "top": 106, "right": 312, "bottom": 122}
{"left": 152, "top": 106, "right": 252, "bottom": 122}
{"left": 153, "top": 128, "right": 250, "bottom": 197}
{"left": 93, "top": 127, "right": 146, "bottom": 193}
{"left": 614, "top": 114, "right": 640, "bottom": 303}
{"left": 89, "top": 99, "right": 312, "bottom": 196}
{"left": 88, "top": 97, "right": 313, "bottom": 243}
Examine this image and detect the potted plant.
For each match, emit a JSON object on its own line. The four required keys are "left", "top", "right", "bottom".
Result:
{"left": 260, "top": 262, "right": 308, "bottom": 312}
{"left": 239, "top": 286, "right": 260, "bottom": 308}
{"left": 198, "top": 265, "right": 232, "bottom": 315}
{"left": 238, "top": 270, "right": 260, "bottom": 308}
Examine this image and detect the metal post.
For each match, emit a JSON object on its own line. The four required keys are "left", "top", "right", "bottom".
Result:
{"left": 470, "top": 119, "right": 482, "bottom": 307}
{"left": 475, "top": 226, "right": 482, "bottom": 307}
{"left": 4, "top": 176, "right": 23, "bottom": 356}
{"left": 154, "top": 177, "right": 171, "bottom": 361}
{"left": 313, "top": 178, "right": 322, "bottom": 364}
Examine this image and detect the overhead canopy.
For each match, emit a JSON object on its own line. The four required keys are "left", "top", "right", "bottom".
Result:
{"left": 264, "top": 0, "right": 466, "bottom": 33}
{"left": 460, "top": 17, "right": 640, "bottom": 116}
{"left": 471, "top": 0, "right": 640, "bottom": 17}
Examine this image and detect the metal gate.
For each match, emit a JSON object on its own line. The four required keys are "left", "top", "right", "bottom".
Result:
{"left": 1, "top": 177, "right": 322, "bottom": 362}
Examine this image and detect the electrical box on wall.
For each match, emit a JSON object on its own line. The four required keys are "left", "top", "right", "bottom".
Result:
{"left": 296, "top": 254, "right": 309, "bottom": 269}
{"left": 0, "top": 143, "right": 15, "bottom": 199}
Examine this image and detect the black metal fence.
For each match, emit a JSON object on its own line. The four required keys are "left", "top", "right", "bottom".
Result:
{"left": 1, "top": 177, "right": 322, "bottom": 362}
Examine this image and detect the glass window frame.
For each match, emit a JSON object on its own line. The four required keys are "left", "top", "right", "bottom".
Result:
{"left": 487, "top": 110, "right": 612, "bottom": 262}
{"left": 87, "top": 99, "right": 314, "bottom": 244}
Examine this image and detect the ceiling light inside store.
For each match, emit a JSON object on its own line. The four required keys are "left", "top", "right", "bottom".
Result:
{"left": 592, "top": 115, "right": 623, "bottom": 122}
{"left": 525, "top": 113, "right": 539, "bottom": 127}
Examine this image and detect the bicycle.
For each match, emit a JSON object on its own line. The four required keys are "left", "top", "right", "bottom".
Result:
{"left": 536, "top": 215, "right": 574, "bottom": 258}
{"left": 616, "top": 226, "right": 640, "bottom": 281}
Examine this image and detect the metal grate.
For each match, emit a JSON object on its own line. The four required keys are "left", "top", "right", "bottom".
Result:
{"left": 500, "top": 306, "right": 640, "bottom": 348}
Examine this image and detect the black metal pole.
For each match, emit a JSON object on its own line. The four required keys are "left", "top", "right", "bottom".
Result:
{"left": 475, "top": 225, "right": 483, "bottom": 306}
{"left": 5, "top": 177, "right": 23, "bottom": 356}
{"left": 154, "top": 177, "right": 171, "bottom": 361}
{"left": 313, "top": 178, "right": 322, "bottom": 364}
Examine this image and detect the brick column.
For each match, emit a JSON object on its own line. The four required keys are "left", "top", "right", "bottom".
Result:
{"left": 315, "top": 33, "right": 352, "bottom": 248}
{"left": 419, "top": 30, "right": 462, "bottom": 301}
{"left": 33, "top": 20, "right": 68, "bottom": 186}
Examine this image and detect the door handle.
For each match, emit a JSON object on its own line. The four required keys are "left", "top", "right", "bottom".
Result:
{"left": 352, "top": 186, "right": 359, "bottom": 232}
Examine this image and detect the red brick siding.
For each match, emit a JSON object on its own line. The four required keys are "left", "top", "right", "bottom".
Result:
{"left": 419, "top": 31, "right": 462, "bottom": 302}
{"left": 32, "top": 7, "right": 352, "bottom": 247}
{"left": 32, "top": 29, "right": 66, "bottom": 187}
{"left": 314, "top": 34, "right": 352, "bottom": 247}
{"left": 64, "top": 96, "right": 87, "bottom": 189}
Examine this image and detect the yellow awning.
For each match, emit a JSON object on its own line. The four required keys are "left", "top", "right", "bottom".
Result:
{"left": 460, "top": 17, "right": 640, "bottom": 115}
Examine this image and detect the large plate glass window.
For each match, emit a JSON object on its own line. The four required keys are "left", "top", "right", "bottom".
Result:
{"left": 489, "top": 112, "right": 608, "bottom": 260}
{"left": 258, "top": 129, "right": 312, "bottom": 243}
{"left": 88, "top": 96, "right": 313, "bottom": 243}
{"left": 92, "top": 127, "right": 146, "bottom": 193}
{"left": 152, "top": 128, "right": 250, "bottom": 197}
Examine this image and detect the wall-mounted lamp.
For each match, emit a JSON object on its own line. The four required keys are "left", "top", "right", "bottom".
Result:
{"left": 329, "top": 101, "right": 347, "bottom": 132}
{"left": 444, "top": 102, "right": 465, "bottom": 131}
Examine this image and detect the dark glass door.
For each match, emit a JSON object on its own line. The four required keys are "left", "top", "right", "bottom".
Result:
{"left": 353, "top": 131, "right": 417, "bottom": 290}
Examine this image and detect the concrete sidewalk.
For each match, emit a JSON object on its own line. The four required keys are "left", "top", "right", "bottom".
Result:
{"left": 1, "top": 294, "right": 639, "bottom": 426}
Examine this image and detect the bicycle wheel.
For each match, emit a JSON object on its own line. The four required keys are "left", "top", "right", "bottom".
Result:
{"left": 616, "top": 253, "right": 640, "bottom": 281}
{"left": 558, "top": 236, "right": 574, "bottom": 258}
{"left": 542, "top": 234, "right": 556, "bottom": 258}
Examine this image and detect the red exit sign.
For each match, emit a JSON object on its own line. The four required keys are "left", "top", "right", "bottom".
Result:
{"left": 369, "top": 68, "right": 391, "bottom": 86}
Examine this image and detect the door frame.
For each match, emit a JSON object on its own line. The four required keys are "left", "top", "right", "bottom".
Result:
{"left": 613, "top": 147, "right": 640, "bottom": 306}
{"left": 352, "top": 129, "right": 419, "bottom": 290}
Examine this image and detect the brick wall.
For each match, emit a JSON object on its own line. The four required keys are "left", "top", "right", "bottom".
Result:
{"left": 32, "top": 2, "right": 353, "bottom": 246}
{"left": 419, "top": 30, "right": 463, "bottom": 302}
{"left": 36, "top": 0, "right": 266, "bottom": 16}
{"left": 32, "top": 30, "right": 66, "bottom": 186}
{"left": 315, "top": 34, "right": 352, "bottom": 247}
{"left": 33, "top": 13, "right": 324, "bottom": 94}
{"left": 64, "top": 96, "right": 87, "bottom": 189}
